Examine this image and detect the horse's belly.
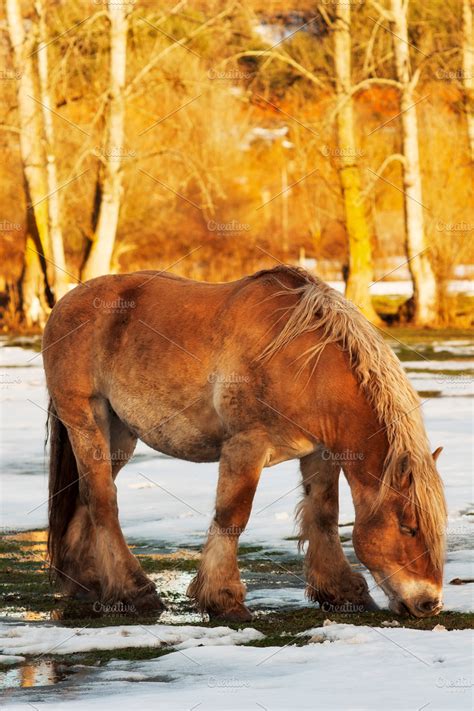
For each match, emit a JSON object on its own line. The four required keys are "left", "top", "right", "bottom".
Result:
{"left": 109, "top": 390, "right": 224, "bottom": 463}
{"left": 139, "top": 428, "right": 222, "bottom": 463}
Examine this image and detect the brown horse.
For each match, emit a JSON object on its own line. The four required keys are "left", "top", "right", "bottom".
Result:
{"left": 43, "top": 266, "right": 447, "bottom": 620}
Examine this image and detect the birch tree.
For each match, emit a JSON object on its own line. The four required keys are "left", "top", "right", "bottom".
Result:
{"left": 388, "top": 0, "right": 437, "bottom": 325}
{"left": 35, "top": 0, "right": 68, "bottom": 299}
{"left": 333, "top": 3, "right": 380, "bottom": 323}
{"left": 6, "top": 0, "right": 51, "bottom": 325}
{"left": 462, "top": 0, "right": 474, "bottom": 162}
{"left": 82, "top": 1, "right": 128, "bottom": 280}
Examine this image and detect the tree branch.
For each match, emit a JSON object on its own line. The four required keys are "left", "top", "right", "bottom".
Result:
{"left": 362, "top": 16, "right": 383, "bottom": 75}
{"left": 126, "top": 4, "right": 235, "bottom": 97}
{"left": 368, "top": 0, "right": 394, "bottom": 22}
{"left": 360, "top": 153, "right": 406, "bottom": 200}
{"left": 0, "top": 124, "right": 22, "bottom": 135}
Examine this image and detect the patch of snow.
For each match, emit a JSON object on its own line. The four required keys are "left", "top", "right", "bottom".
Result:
{"left": 247, "top": 587, "right": 306, "bottom": 609}
{"left": 0, "top": 623, "right": 263, "bottom": 657}
{"left": 0, "top": 654, "right": 25, "bottom": 665}
{"left": 327, "top": 279, "right": 474, "bottom": 295}
{"left": 3, "top": 625, "right": 472, "bottom": 710}
{"left": 404, "top": 361, "right": 473, "bottom": 371}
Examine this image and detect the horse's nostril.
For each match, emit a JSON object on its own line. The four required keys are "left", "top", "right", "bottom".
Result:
{"left": 418, "top": 598, "right": 440, "bottom": 613}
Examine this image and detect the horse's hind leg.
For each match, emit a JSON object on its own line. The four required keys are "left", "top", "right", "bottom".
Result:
{"left": 187, "top": 431, "right": 269, "bottom": 622}
{"left": 62, "top": 413, "right": 139, "bottom": 599}
{"left": 58, "top": 397, "right": 164, "bottom": 611}
{"left": 298, "top": 446, "right": 377, "bottom": 611}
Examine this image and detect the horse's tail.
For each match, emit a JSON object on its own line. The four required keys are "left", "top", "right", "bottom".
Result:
{"left": 46, "top": 398, "right": 79, "bottom": 578}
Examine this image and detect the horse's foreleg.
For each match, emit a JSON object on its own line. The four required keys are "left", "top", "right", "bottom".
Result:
{"left": 298, "top": 447, "right": 377, "bottom": 611}
{"left": 187, "top": 431, "right": 268, "bottom": 622}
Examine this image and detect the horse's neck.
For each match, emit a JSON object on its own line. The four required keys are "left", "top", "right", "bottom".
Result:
{"left": 338, "top": 419, "right": 389, "bottom": 508}
{"left": 309, "top": 382, "right": 389, "bottom": 503}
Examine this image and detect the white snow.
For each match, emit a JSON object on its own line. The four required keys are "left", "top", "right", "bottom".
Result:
{"left": 0, "top": 622, "right": 263, "bottom": 657}
{"left": 328, "top": 279, "right": 474, "bottom": 295}
{"left": 2, "top": 624, "right": 472, "bottom": 710}
{"left": 0, "top": 654, "right": 25, "bottom": 665}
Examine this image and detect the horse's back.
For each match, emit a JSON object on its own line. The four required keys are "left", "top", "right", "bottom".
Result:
{"left": 43, "top": 268, "right": 290, "bottom": 356}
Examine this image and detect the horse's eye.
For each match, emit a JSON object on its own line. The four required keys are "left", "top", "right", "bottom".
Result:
{"left": 400, "top": 524, "right": 417, "bottom": 537}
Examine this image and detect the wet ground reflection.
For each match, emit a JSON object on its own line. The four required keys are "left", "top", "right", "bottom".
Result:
{"left": 1, "top": 659, "right": 68, "bottom": 689}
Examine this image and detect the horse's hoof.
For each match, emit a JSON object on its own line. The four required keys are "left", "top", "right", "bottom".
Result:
{"left": 209, "top": 603, "right": 253, "bottom": 623}
{"left": 133, "top": 590, "right": 167, "bottom": 614}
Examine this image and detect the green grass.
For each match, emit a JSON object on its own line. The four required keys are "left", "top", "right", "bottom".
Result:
{"left": 139, "top": 557, "right": 198, "bottom": 573}
{"left": 242, "top": 607, "right": 474, "bottom": 638}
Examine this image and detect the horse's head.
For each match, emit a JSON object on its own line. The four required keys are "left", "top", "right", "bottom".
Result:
{"left": 352, "top": 447, "right": 446, "bottom": 618}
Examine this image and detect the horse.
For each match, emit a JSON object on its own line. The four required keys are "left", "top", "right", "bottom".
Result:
{"left": 43, "top": 265, "right": 447, "bottom": 621}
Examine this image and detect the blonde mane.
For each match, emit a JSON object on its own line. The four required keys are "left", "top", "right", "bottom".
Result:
{"left": 256, "top": 267, "right": 447, "bottom": 569}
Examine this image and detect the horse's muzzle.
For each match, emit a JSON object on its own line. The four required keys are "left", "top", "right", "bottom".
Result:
{"left": 413, "top": 596, "right": 443, "bottom": 617}
{"left": 390, "top": 596, "right": 443, "bottom": 618}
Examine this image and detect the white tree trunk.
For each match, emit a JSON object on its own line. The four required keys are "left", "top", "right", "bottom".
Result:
{"left": 36, "top": 0, "right": 69, "bottom": 300}
{"left": 82, "top": 2, "right": 128, "bottom": 281}
{"left": 463, "top": 0, "right": 474, "bottom": 162}
{"left": 334, "top": 3, "right": 380, "bottom": 323}
{"left": 6, "top": 0, "right": 51, "bottom": 325}
{"left": 390, "top": 0, "right": 437, "bottom": 325}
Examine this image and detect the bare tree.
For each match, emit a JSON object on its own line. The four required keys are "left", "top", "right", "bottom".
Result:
{"left": 6, "top": 0, "right": 51, "bottom": 325}
{"left": 82, "top": 1, "right": 128, "bottom": 280}
{"left": 35, "top": 0, "right": 68, "bottom": 299}
{"left": 387, "top": 0, "right": 437, "bottom": 325}
{"left": 333, "top": 3, "right": 380, "bottom": 323}
{"left": 462, "top": 0, "right": 474, "bottom": 162}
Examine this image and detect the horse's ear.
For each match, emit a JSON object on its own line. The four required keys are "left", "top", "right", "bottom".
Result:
{"left": 432, "top": 446, "right": 443, "bottom": 463}
{"left": 395, "top": 452, "right": 412, "bottom": 490}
